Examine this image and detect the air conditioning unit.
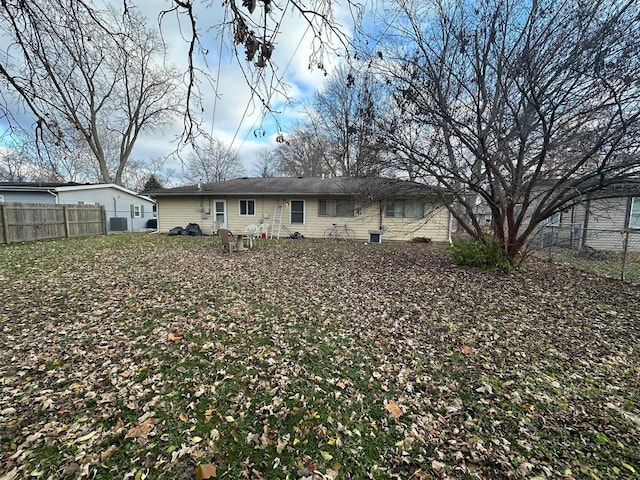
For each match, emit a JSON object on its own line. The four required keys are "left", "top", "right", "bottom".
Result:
{"left": 368, "top": 229, "right": 383, "bottom": 243}
{"left": 110, "top": 217, "right": 128, "bottom": 232}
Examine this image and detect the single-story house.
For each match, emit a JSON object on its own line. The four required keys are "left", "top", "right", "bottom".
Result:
{"left": 146, "top": 177, "right": 452, "bottom": 243}
{"left": 0, "top": 182, "right": 156, "bottom": 232}
{"left": 539, "top": 183, "right": 640, "bottom": 252}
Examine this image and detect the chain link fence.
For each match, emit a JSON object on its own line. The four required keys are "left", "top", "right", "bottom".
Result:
{"left": 533, "top": 224, "right": 640, "bottom": 283}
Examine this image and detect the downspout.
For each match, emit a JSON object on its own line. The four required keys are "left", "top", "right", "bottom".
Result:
{"left": 378, "top": 201, "right": 383, "bottom": 230}
{"left": 47, "top": 189, "right": 59, "bottom": 204}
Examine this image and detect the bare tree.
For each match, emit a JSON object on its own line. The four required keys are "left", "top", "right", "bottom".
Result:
{"left": 0, "top": 147, "right": 31, "bottom": 182}
{"left": 252, "top": 148, "right": 280, "bottom": 177}
{"left": 273, "top": 126, "right": 334, "bottom": 177}
{"left": 309, "top": 64, "right": 392, "bottom": 177}
{"left": 372, "top": 0, "right": 640, "bottom": 265}
{"left": 120, "top": 156, "right": 179, "bottom": 192}
{"left": 0, "top": 1, "right": 182, "bottom": 185}
{"left": 183, "top": 139, "right": 245, "bottom": 183}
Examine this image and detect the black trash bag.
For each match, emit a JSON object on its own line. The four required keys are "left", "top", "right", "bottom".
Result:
{"left": 167, "top": 226, "right": 184, "bottom": 236}
{"left": 290, "top": 231, "right": 304, "bottom": 239}
{"left": 183, "top": 223, "right": 202, "bottom": 236}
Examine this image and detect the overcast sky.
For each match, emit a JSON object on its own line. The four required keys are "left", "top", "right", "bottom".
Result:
{"left": 129, "top": 1, "right": 359, "bottom": 179}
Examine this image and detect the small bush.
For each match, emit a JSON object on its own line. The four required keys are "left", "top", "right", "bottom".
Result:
{"left": 410, "top": 237, "right": 432, "bottom": 244}
{"left": 449, "top": 238, "right": 516, "bottom": 273}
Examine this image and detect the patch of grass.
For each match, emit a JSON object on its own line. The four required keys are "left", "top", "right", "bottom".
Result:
{"left": 0, "top": 234, "right": 638, "bottom": 478}
{"left": 538, "top": 246, "right": 640, "bottom": 283}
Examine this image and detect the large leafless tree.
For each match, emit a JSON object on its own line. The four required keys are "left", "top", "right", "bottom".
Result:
{"left": 307, "top": 64, "right": 392, "bottom": 177}
{"left": 0, "top": 1, "right": 182, "bottom": 185}
{"left": 252, "top": 147, "right": 281, "bottom": 177}
{"left": 182, "top": 138, "right": 245, "bottom": 183}
{"left": 273, "top": 125, "right": 334, "bottom": 177}
{"left": 372, "top": 0, "right": 640, "bottom": 264}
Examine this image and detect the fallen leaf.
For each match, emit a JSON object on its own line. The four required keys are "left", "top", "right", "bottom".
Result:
{"left": 195, "top": 464, "right": 217, "bottom": 479}
{"left": 321, "top": 451, "right": 333, "bottom": 461}
{"left": 476, "top": 383, "right": 493, "bottom": 394}
{"left": 76, "top": 431, "right": 97, "bottom": 443}
{"left": 125, "top": 417, "right": 157, "bottom": 442}
{"left": 99, "top": 445, "right": 117, "bottom": 463}
{"left": 385, "top": 401, "right": 403, "bottom": 418}
{"left": 168, "top": 331, "right": 184, "bottom": 342}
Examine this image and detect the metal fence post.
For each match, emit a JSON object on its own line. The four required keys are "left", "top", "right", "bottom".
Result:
{"left": 620, "top": 229, "right": 630, "bottom": 282}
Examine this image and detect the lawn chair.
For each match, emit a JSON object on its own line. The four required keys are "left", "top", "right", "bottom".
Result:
{"left": 244, "top": 224, "right": 258, "bottom": 248}
{"left": 218, "top": 229, "right": 236, "bottom": 253}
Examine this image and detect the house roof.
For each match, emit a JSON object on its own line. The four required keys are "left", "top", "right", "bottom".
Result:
{"left": 146, "top": 177, "right": 444, "bottom": 201}
{"left": 0, "top": 181, "right": 86, "bottom": 191}
{"left": 0, "top": 182, "right": 154, "bottom": 203}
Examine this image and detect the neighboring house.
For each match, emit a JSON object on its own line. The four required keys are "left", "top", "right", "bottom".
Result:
{"left": 452, "top": 179, "right": 640, "bottom": 252}
{"left": 146, "top": 177, "right": 452, "bottom": 242}
{"left": 557, "top": 185, "right": 640, "bottom": 252}
{"left": 531, "top": 183, "right": 640, "bottom": 252}
{"left": 0, "top": 182, "right": 156, "bottom": 232}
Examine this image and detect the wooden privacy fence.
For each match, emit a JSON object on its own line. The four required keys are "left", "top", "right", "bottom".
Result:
{"left": 0, "top": 203, "right": 106, "bottom": 244}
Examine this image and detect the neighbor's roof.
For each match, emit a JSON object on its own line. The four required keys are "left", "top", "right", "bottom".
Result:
{"left": 0, "top": 182, "right": 154, "bottom": 202}
{"left": 0, "top": 181, "right": 86, "bottom": 190}
{"left": 147, "top": 177, "right": 444, "bottom": 200}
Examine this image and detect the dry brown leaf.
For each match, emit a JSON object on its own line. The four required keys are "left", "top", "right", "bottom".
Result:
{"left": 385, "top": 400, "right": 403, "bottom": 418}
{"left": 168, "top": 331, "right": 184, "bottom": 342}
{"left": 195, "top": 463, "right": 217, "bottom": 479}
{"left": 124, "top": 417, "right": 157, "bottom": 442}
{"left": 99, "top": 445, "right": 118, "bottom": 464}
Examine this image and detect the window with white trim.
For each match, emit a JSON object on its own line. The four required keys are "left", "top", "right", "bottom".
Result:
{"left": 630, "top": 197, "right": 640, "bottom": 229}
{"left": 131, "top": 204, "right": 143, "bottom": 218}
{"left": 385, "top": 200, "right": 424, "bottom": 218}
{"left": 545, "top": 212, "right": 561, "bottom": 226}
{"left": 239, "top": 199, "right": 255, "bottom": 216}
{"left": 318, "top": 199, "right": 355, "bottom": 217}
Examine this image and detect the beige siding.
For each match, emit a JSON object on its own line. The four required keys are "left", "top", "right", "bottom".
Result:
{"left": 380, "top": 204, "right": 451, "bottom": 242}
{"left": 157, "top": 197, "right": 212, "bottom": 233}
{"left": 157, "top": 195, "right": 451, "bottom": 242}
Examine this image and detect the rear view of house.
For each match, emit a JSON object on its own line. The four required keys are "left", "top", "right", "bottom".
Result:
{"left": 147, "top": 177, "right": 452, "bottom": 243}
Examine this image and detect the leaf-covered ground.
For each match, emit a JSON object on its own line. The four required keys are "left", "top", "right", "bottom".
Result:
{"left": 1, "top": 234, "right": 639, "bottom": 480}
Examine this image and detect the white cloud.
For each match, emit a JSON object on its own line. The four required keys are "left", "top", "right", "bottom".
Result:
{"left": 128, "top": 0, "right": 357, "bottom": 178}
